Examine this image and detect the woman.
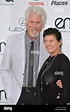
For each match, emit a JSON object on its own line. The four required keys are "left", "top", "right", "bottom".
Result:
{"left": 36, "top": 28, "right": 70, "bottom": 105}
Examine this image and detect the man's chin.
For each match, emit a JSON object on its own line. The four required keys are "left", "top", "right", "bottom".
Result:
{"left": 30, "top": 33, "right": 39, "bottom": 38}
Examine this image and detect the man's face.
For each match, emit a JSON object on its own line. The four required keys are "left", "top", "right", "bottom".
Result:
{"left": 26, "top": 13, "right": 44, "bottom": 39}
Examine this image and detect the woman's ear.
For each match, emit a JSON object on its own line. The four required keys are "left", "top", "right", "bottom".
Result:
{"left": 59, "top": 39, "right": 62, "bottom": 47}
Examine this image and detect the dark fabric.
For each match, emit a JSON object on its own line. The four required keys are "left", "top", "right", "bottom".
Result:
{"left": 36, "top": 54, "right": 70, "bottom": 105}
{"left": 28, "top": 41, "right": 34, "bottom": 87}
{"left": 17, "top": 87, "right": 37, "bottom": 105}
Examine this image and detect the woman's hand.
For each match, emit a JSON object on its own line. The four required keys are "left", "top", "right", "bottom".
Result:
{"left": 56, "top": 80, "right": 63, "bottom": 88}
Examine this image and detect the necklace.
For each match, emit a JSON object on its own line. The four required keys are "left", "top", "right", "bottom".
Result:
{"left": 42, "top": 55, "right": 57, "bottom": 77}
{"left": 40, "top": 54, "right": 58, "bottom": 92}
{"left": 40, "top": 54, "right": 61, "bottom": 99}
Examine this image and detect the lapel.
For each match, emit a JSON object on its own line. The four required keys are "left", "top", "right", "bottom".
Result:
{"left": 38, "top": 33, "right": 49, "bottom": 75}
{"left": 17, "top": 32, "right": 26, "bottom": 73}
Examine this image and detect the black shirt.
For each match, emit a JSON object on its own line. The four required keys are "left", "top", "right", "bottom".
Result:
{"left": 36, "top": 54, "right": 70, "bottom": 105}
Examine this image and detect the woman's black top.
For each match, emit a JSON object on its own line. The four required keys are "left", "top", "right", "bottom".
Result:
{"left": 36, "top": 54, "right": 70, "bottom": 105}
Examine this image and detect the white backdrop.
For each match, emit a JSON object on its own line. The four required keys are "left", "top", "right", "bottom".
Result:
{"left": 0, "top": 0, "right": 70, "bottom": 104}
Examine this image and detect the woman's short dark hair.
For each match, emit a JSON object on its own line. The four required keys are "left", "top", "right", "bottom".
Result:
{"left": 43, "top": 27, "right": 62, "bottom": 41}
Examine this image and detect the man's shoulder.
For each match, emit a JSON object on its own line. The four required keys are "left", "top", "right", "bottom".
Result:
{"left": 7, "top": 32, "right": 25, "bottom": 41}
{"left": 9, "top": 32, "right": 24, "bottom": 38}
{"left": 5, "top": 32, "right": 25, "bottom": 45}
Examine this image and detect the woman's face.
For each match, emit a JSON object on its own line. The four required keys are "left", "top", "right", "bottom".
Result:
{"left": 44, "top": 34, "right": 62, "bottom": 56}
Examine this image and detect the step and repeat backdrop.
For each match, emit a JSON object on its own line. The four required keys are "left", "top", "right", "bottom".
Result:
{"left": 0, "top": 0, "right": 70, "bottom": 104}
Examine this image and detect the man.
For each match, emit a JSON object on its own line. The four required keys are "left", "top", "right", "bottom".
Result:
{"left": 0, "top": 6, "right": 49, "bottom": 105}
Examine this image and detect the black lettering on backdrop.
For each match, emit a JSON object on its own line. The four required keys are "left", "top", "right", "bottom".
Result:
{"left": 55, "top": 17, "right": 70, "bottom": 29}
{"left": 0, "top": 42, "right": 6, "bottom": 52}
{"left": 5, "top": 0, "right": 14, "bottom": 2}
{"left": 51, "top": 1, "right": 68, "bottom": 5}
{"left": 0, "top": 90, "right": 7, "bottom": 100}
{"left": 9, "top": 17, "right": 26, "bottom": 32}
{"left": 9, "top": 27, "right": 26, "bottom": 32}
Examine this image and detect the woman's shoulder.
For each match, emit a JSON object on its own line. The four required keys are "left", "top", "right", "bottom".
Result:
{"left": 57, "top": 53, "right": 69, "bottom": 62}
{"left": 56, "top": 54, "right": 70, "bottom": 67}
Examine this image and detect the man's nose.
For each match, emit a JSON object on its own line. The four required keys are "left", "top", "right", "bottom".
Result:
{"left": 33, "top": 23, "right": 37, "bottom": 27}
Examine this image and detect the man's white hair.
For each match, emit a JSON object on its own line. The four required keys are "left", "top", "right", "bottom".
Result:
{"left": 25, "top": 6, "right": 47, "bottom": 25}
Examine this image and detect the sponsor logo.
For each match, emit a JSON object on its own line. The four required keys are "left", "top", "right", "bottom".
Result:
{"left": 0, "top": 90, "right": 7, "bottom": 100}
{"left": 51, "top": 0, "right": 68, "bottom": 5}
{"left": 0, "top": 0, "right": 14, "bottom": 5}
{"left": 28, "top": 0, "right": 46, "bottom": 6}
{"left": 0, "top": 42, "right": 6, "bottom": 54}
{"left": 54, "top": 17, "right": 70, "bottom": 29}
{"left": 29, "top": 1, "right": 44, "bottom": 6}
{"left": 18, "top": 17, "right": 25, "bottom": 26}
{"left": 5, "top": 0, "right": 14, "bottom": 2}
{"left": 0, "top": 90, "right": 7, "bottom": 104}
{"left": 9, "top": 17, "right": 26, "bottom": 32}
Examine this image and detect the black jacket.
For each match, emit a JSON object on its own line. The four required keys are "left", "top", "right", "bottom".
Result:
{"left": 36, "top": 54, "right": 70, "bottom": 105}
